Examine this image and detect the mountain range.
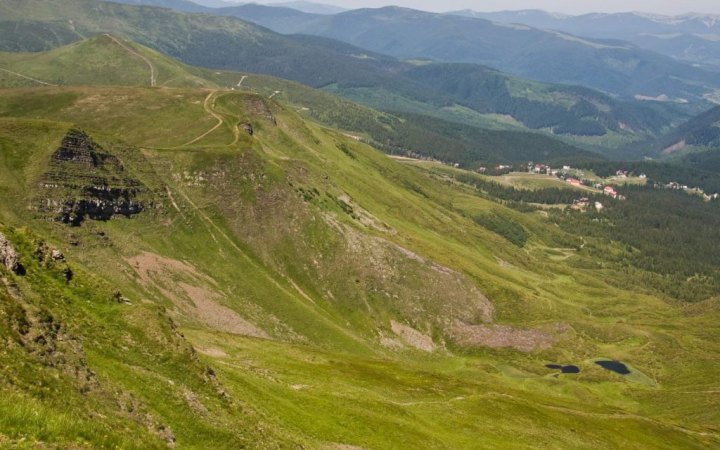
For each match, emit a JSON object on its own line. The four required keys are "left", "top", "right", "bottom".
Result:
{"left": 0, "top": 0, "right": 696, "bottom": 149}
{"left": 52, "top": 0, "right": 720, "bottom": 105}
{"left": 213, "top": 5, "right": 720, "bottom": 103}
{"left": 631, "top": 105, "right": 720, "bottom": 163}
{"left": 453, "top": 10, "right": 720, "bottom": 70}
{"left": 1, "top": 0, "right": 720, "bottom": 448}
{"left": 112, "top": 0, "right": 346, "bottom": 13}
{"left": 0, "top": 34, "right": 606, "bottom": 166}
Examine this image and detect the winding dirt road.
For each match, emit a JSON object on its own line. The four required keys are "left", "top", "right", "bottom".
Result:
{"left": 181, "top": 91, "right": 225, "bottom": 146}
{"left": 104, "top": 34, "right": 156, "bottom": 87}
{"left": 181, "top": 91, "right": 246, "bottom": 147}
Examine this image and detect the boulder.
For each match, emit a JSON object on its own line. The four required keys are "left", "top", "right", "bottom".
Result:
{"left": 51, "top": 249, "right": 65, "bottom": 261}
{"left": 0, "top": 232, "right": 21, "bottom": 274}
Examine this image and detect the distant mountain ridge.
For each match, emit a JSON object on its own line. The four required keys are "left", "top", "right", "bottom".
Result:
{"left": 0, "top": 0, "right": 685, "bottom": 144}
{"left": 451, "top": 9, "right": 720, "bottom": 69}
{"left": 267, "top": 1, "right": 345, "bottom": 14}
{"left": 59, "top": 0, "right": 720, "bottom": 102}
{"left": 110, "top": 0, "right": 345, "bottom": 14}
{"left": 452, "top": 10, "right": 720, "bottom": 33}
{"left": 109, "top": 0, "right": 212, "bottom": 11}
{"left": 655, "top": 105, "right": 720, "bottom": 152}
{"left": 614, "top": 104, "right": 720, "bottom": 162}
{"left": 0, "top": 35, "right": 605, "bottom": 166}
{"left": 215, "top": 5, "right": 720, "bottom": 103}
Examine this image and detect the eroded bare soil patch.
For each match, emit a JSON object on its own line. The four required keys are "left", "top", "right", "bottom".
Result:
{"left": 126, "top": 251, "right": 267, "bottom": 338}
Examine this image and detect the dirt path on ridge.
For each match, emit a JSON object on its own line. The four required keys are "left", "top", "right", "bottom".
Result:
{"left": 104, "top": 33, "right": 156, "bottom": 86}
{"left": 181, "top": 91, "right": 244, "bottom": 147}
{"left": 0, "top": 68, "right": 57, "bottom": 86}
{"left": 181, "top": 91, "right": 225, "bottom": 146}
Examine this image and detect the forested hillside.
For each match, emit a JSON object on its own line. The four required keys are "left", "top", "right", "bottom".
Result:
{"left": 0, "top": 36, "right": 603, "bottom": 165}
{"left": 0, "top": 0, "right": 690, "bottom": 143}
{"left": 217, "top": 4, "right": 720, "bottom": 103}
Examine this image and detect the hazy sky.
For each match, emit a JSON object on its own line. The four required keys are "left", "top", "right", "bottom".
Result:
{"left": 311, "top": 1, "right": 720, "bottom": 15}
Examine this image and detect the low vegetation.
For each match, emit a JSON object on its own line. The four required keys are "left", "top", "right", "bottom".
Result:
{"left": 0, "top": 19, "right": 718, "bottom": 448}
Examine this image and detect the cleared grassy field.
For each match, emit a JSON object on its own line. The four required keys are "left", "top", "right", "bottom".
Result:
{"left": 495, "top": 172, "right": 598, "bottom": 191}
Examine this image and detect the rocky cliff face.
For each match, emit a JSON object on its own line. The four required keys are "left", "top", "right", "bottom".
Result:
{"left": 37, "top": 129, "right": 147, "bottom": 226}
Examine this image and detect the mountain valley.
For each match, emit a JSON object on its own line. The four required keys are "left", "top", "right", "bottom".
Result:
{"left": 0, "top": 1, "right": 719, "bottom": 448}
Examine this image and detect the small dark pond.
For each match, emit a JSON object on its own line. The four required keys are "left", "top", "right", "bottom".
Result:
{"left": 545, "top": 364, "right": 580, "bottom": 374}
{"left": 595, "top": 360, "right": 631, "bottom": 375}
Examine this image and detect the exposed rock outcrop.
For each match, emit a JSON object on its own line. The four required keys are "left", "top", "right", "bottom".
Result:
{"left": 244, "top": 97, "right": 277, "bottom": 125}
{"left": 36, "top": 129, "right": 148, "bottom": 226}
{"left": 1, "top": 276, "right": 99, "bottom": 393}
{"left": 34, "top": 241, "right": 73, "bottom": 283}
{"left": 0, "top": 232, "right": 23, "bottom": 274}
{"left": 390, "top": 320, "right": 436, "bottom": 352}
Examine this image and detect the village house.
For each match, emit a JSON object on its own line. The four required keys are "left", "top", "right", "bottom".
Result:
{"left": 532, "top": 163, "right": 551, "bottom": 174}
{"left": 604, "top": 186, "right": 618, "bottom": 199}
{"left": 571, "top": 197, "right": 590, "bottom": 211}
{"left": 595, "top": 201, "right": 604, "bottom": 211}
{"left": 568, "top": 178, "right": 583, "bottom": 187}
{"left": 666, "top": 182, "right": 689, "bottom": 190}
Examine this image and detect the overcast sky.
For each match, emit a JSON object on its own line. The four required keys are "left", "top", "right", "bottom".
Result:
{"left": 310, "top": 0, "right": 720, "bottom": 15}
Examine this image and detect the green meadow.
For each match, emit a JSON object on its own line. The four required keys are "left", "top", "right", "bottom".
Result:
{"left": 0, "top": 34, "right": 717, "bottom": 449}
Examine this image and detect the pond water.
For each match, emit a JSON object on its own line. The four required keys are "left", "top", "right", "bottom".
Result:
{"left": 545, "top": 364, "right": 580, "bottom": 374}
{"left": 595, "top": 360, "right": 631, "bottom": 375}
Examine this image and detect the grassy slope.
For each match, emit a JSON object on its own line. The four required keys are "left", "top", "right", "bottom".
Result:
{"left": 0, "top": 0, "right": 690, "bottom": 148}
{"left": 0, "top": 37, "right": 603, "bottom": 167}
{"left": 0, "top": 35, "right": 214, "bottom": 89}
{"left": 0, "top": 85, "right": 718, "bottom": 448}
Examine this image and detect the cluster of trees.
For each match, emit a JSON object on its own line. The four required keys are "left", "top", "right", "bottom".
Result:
{"left": 551, "top": 186, "right": 720, "bottom": 302}
{"left": 473, "top": 213, "right": 528, "bottom": 247}
{"left": 651, "top": 105, "right": 720, "bottom": 151}
{"left": 403, "top": 64, "right": 674, "bottom": 136}
{"left": 681, "top": 150, "right": 720, "bottom": 174}
{"left": 377, "top": 113, "right": 603, "bottom": 167}
{"left": 304, "top": 99, "right": 604, "bottom": 168}
{"left": 452, "top": 172, "right": 719, "bottom": 302}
